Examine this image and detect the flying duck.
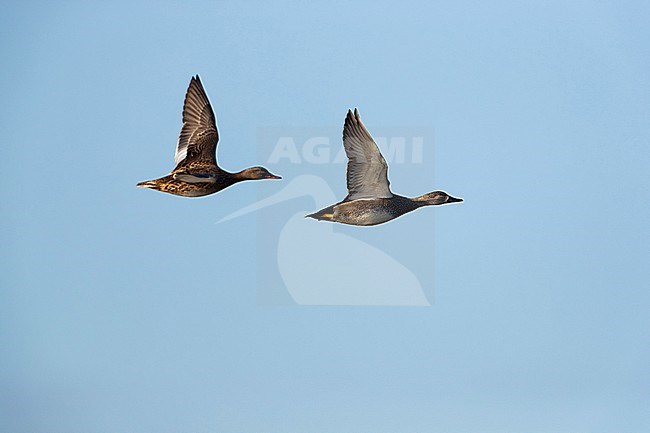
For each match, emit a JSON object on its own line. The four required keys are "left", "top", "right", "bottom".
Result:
{"left": 306, "top": 109, "right": 462, "bottom": 226}
{"left": 137, "top": 75, "right": 281, "bottom": 197}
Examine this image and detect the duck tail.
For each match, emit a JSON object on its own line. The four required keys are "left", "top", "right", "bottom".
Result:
{"left": 136, "top": 180, "right": 158, "bottom": 189}
{"left": 305, "top": 207, "right": 335, "bottom": 221}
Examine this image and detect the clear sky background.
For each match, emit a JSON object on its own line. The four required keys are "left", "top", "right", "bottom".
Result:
{"left": 1, "top": 1, "right": 649, "bottom": 432}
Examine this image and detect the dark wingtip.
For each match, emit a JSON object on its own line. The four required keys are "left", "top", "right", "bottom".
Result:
{"left": 345, "top": 108, "right": 361, "bottom": 124}
{"left": 189, "top": 75, "right": 202, "bottom": 89}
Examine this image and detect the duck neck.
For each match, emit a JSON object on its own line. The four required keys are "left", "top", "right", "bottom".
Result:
{"left": 232, "top": 169, "right": 254, "bottom": 181}
{"left": 411, "top": 195, "right": 434, "bottom": 207}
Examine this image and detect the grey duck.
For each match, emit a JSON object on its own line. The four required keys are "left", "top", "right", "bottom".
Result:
{"left": 307, "top": 109, "right": 462, "bottom": 226}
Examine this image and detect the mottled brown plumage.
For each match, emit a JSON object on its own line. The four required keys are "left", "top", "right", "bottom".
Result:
{"left": 137, "top": 75, "right": 280, "bottom": 197}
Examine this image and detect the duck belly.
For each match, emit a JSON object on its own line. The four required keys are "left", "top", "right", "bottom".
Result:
{"left": 332, "top": 201, "right": 400, "bottom": 226}
{"left": 138, "top": 176, "right": 220, "bottom": 197}
{"left": 174, "top": 188, "right": 215, "bottom": 198}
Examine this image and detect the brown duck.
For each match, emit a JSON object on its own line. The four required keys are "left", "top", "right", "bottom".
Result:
{"left": 137, "top": 75, "right": 281, "bottom": 197}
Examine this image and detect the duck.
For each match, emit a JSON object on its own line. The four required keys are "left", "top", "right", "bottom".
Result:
{"left": 306, "top": 108, "right": 462, "bottom": 226}
{"left": 137, "top": 75, "right": 281, "bottom": 197}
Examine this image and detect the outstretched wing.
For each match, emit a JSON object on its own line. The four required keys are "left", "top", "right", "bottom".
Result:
{"left": 174, "top": 75, "right": 219, "bottom": 168}
{"left": 342, "top": 108, "right": 392, "bottom": 200}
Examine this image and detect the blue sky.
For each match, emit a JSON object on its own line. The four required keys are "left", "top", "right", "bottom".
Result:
{"left": 1, "top": 1, "right": 649, "bottom": 432}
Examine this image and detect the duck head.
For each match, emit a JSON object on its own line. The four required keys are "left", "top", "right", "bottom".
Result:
{"left": 413, "top": 191, "right": 463, "bottom": 206}
{"left": 238, "top": 166, "right": 282, "bottom": 181}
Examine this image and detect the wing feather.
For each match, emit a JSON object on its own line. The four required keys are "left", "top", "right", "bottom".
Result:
{"left": 342, "top": 108, "right": 392, "bottom": 200}
{"left": 173, "top": 75, "right": 219, "bottom": 168}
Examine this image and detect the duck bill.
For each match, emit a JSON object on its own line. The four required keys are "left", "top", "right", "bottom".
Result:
{"left": 266, "top": 173, "right": 282, "bottom": 180}
{"left": 447, "top": 196, "right": 463, "bottom": 203}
